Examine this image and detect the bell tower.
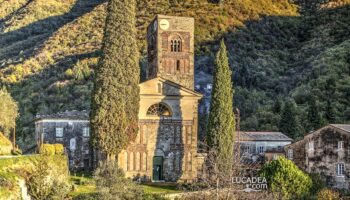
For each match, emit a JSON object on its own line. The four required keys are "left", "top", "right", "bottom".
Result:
{"left": 147, "top": 15, "right": 195, "bottom": 89}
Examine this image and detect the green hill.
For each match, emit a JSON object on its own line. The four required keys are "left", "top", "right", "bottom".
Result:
{"left": 0, "top": 0, "right": 349, "bottom": 147}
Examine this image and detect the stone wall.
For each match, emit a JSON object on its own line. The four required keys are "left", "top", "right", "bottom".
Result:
{"left": 286, "top": 126, "right": 350, "bottom": 190}
{"left": 118, "top": 119, "right": 200, "bottom": 182}
{"left": 147, "top": 15, "right": 195, "bottom": 89}
{"left": 35, "top": 119, "right": 92, "bottom": 170}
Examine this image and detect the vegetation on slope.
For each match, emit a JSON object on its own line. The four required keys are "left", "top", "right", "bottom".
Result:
{"left": 0, "top": 155, "right": 69, "bottom": 199}
{"left": 0, "top": 0, "right": 349, "bottom": 146}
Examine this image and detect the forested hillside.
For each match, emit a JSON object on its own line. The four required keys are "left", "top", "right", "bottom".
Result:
{"left": 0, "top": 0, "right": 349, "bottom": 147}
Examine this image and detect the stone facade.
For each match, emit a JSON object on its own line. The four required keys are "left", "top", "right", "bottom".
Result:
{"left": 147, "top": 15, "right": 195, "bottom": 89}
{"left": 285, "top": 124, "right": 350, "bottom": 190}
{"left": 116, "top": 15, "right": 203, "bottom": 182}
{"left": 118, "top": 78, "right": 203, "bottom": 182}
{"left": 35, "top": 110, "right": 92, "bottom": 171}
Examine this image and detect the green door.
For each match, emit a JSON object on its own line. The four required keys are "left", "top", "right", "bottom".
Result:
{"left": 152, "top": 156, "right": 163, "bottom": 181}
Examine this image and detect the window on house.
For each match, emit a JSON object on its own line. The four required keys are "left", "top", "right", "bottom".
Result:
{"left": 308, "top": 141, "right": 314, "bottom": 151}
{"left": 55, "top": 128, "right": 63, "bottom": 138}
{"left": 258, "top": 146, "right": 264, "bottom": 154}
{"left": 83, "top": 127, "right": 90, "bottom": 137}
{"left": 336, "top": 163, "right": 345, "bottom": 176}
{"left": 287, "top": 149, "right": 293, "bottom": 160}
{"left": 244, "top": 145, "right": 250, "bottom": 153}
{"left": 338, "top": 141, "right": 344, "bottom": 150}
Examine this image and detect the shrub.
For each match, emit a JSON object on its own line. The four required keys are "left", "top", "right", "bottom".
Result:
{"left": 309, "top": 173, "right": 326, "bottom": 194}
{"left": 54, "top": 144, "right": 64, "bottom": 155}
{"left": 40, "top": 144, "right": 64, "bottom": 155}
{"left": 27, "top": 158, "right": 71, "bottom": 200}
{"left": 317, "top": 188, "right": 340, "bottom": 200}
{"left": 260, "top": 157, "right": 312, "bottom": 200}
{"left": 40, "top": 144, "right": 56, "bottom": 155}
{"left": 94, "top": 161, "right": 144, "bottom": 200}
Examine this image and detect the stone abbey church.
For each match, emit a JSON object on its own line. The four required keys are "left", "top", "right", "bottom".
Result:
{"left": 36, "top": 15, "right": 205, "bottom": 182}
{"left": 117, "top": 15, "right": 204, "bottom": 182}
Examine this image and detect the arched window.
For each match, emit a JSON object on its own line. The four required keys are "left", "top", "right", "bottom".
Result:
{"left": 146, "top": 103, "right": 172, "bottom": 117}
{"left": 170, "top": 37, "right": 182, "bottom": 52}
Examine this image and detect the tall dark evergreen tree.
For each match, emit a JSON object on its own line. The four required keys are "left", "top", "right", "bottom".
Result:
{"left": 207, "top": 40, "right": 235, "bottom": 174}
{"left": 279, "top": 100, "right": 300, "bottom": 139}
{"left": 91, "top": 0, "right": 140, "bottom": 160}
{"left": 307, "top": 95, "right": 324, "bottom": 131}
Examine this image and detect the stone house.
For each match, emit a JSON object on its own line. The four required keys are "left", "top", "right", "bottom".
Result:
{"left": 35, "top": 110, "right": 92, "bottom": 171}
{"left": 237, "top": 131, "right": 293, "bottom": 164}
{"left": 285, "top": 124, "right": 350, "bottom": 190}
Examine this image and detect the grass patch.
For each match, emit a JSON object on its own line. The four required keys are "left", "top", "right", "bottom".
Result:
{"left": 68, "top": 172, "right": 180, "bottom": 197}
{"left": 69, "top": 172, "right": 96, "bottom": 198}
{"left": 142, "top": 183, "right": 180, "bottom": 194}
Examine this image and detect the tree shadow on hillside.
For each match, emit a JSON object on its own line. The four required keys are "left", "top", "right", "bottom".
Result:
{"left": 0, "top": 0, "right": 105, "bottom": 67}
{"left": 0, "top": 0, "right": 33, "bottom": 24}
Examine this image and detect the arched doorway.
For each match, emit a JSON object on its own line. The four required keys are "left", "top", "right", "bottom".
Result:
{"left": 152, "top": 156, "right": 164, "bottom": 181}
{"left": 153, "top": 149, "right": 165, "bottom": 181}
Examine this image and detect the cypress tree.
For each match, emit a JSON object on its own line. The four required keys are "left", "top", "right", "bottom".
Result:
{"left": 91, "top": 0, "right": 140, "bottom": 161}
{"left": 207, "top": 40, "right": 235, "bottom": 174}
{"left": 279, "top": 101, "right": 300, "bottom": 139}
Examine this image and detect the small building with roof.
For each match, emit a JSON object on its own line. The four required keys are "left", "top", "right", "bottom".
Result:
{"left": 237, "top": 131, "right": 293, "bottom": 164}
{"left": 35, "top": 110, "right": 92, "bottom": 171}
{"left": 285, "top": 124, "right": 350, "bottom": 190}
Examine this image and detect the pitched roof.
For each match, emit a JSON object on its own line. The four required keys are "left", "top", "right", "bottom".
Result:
{"left": 330, "top": 124, "right": 350, "bottom": 133}
{"left": 287, "top": 124, "right": 350, "bottom": 146}
{"left": 238, "top": 131, "right": 293, "bottom": 142}
{"left": 35, "top": 110, "right": 89, "bottom": 121}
